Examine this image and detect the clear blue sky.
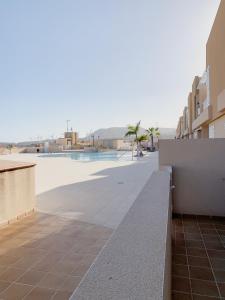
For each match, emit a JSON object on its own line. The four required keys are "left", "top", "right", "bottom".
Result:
{"left": 0, "top": 0, "right": 220, "bottom": 142}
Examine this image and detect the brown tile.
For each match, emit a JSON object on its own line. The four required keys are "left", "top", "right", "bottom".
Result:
{"left": 49, "top": 259, "right": 77, "bottom": 275}
{"left": 0, "top": 267, "right": 25, "bottom": 282}
{"left": 0, "top": 255, "right": 21, "bottom": 266}
{"left": 186, "top": 240, "right": 204, "bottom": 248}
{"left": 207, "top": 249, "right": 225, "bottom": 259}
{"left": 199, "top": 223, "right": 215, "bottom": 229}
{"left": 189, "top": 266, "right": 214, "bottom": 281}
{"left": 185, "top": 233, "right": 202, "bottom": 240}
{"left": 218, "top": 230, "right": 225, "bottom": 236}
{"left": 188, "top": 256, "right": 210, "bottom": 268}
{"left": 211, "top": 258, "right": 225, "bottom": 270}
{"left": 197, "top": 216, "right": 214, "bottom": 223}
{"left": 23, "top": 287, "right": 55, "bottom": 300}
{"left": 214, "top": 269, "right": 225, "bottom": 282}
{"left": 192, "top": 295, "right": 220, "bottom": 300}
{"left": 173, "top": 246, "right": 186, "bottom": 255}
{"left": 0, "top": 265, "right": 8, "bottom": 275}
{"left": 59, "top": 275, "right": 81, "bottom": 292}
{"left": 218, "top": 282, "right": 225, "bottom": 297}
{"left": 200, "top": 229, "right": 218, "bottom": 235}
{"left": 70, "top": 262, "right": 90, "bottom": 277}
{"left": 12, "top": 254, "right": 42, "bottom": 269}
{"left": 173, "top": 264, "right": 189, "bottom": 278}
{"left": 16, "top": 270, "right": 45, "bottom": 285}
{"left": 172, "top": 276, "right": 191, "bottom": 293}
{"left": 202, "top": 235, "right": 220, "bottom": 242}
{"left": 172, "top": 291, "right": 192, "bottom": 299}
{"left": 186, "top": 248, "right": 207, "bottom": 257}
{"left": 0, "top": 280, "right": 10, "bottom": 293}
{"left": 52, "top": 290, "right": 72, "bottom": 300}
{"left": 173, "top": 255, "right": 187, "bottom": 265}
{"left": 0, "top": 283, "right": 33, "bottom": 300}
{"left": 205, "top": 241, "right": 224, "bottom": 250}
{"left": 37, "top": 273, "right": 65, "bottom": 290}
{"left": 176, "top": 233, "right": 185, "bottom": 240}
{"left": 191, "top": 279, "right": 219, "bottom": 297}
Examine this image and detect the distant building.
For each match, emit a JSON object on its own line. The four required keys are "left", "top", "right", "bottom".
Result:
{"left": 176, "top": 1, "right": 225, "bottom": 139}
{"left": 56, "top": 131, "right": 78, "bottom": 148}
{"left": 97, "top": 139, "right": 131, "bottom": 150}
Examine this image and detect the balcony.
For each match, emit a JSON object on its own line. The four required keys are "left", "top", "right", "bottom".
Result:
{"left": 192, "top": 105, "right": 212, "bottom": 130}
{"left": 217, "top": 89, "right": 225, "bottom": 112}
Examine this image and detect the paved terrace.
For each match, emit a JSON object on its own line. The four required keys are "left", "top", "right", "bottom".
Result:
{"left": 0, "top": 213, "right": 112, "bottom": 300}
{"left": 172, "top": 214, "right": 225, "bottom": 299}
{"left": 0, "top": 153, "right": 158, "bottom": 299}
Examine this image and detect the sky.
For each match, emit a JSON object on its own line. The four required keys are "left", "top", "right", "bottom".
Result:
{"left": 0, "top": 0, "right": 221, "bottom": 142}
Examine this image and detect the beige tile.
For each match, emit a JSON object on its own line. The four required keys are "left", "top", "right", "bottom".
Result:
{"left": 23, "top": 287, "right": 56, "bottom": 300}
{"left": 0, "top": 283, "right": 33, "bottom": 300}
{"left": 37, "top": 273, "right": 65, "bottom": 290}
{"left": 16, "top": 269, "right": 45, "bottom": 285}
{"left": 52, "top": 290, "right": 72, "bottom": 300}
{"left": 0, "top": 280, "right": 11, "bottom": 293}
{"left": 0, "top": 267, "right": 25, "bottom": 282}
{"left": 59, "top": 275, "right": 81, "bottom": 292}
{"left": 12, "top": 254, "right": 42, "bottom": 269}
{"left": 0, "top": 255, "right": 21, "bottom": 266}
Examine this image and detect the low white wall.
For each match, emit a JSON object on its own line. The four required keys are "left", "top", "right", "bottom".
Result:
{"left": 70, "top": 167, "right": 172, "bottom": 300}
{"left": 159, "top": 139, "right": 225, "bottom": 216}
{"left": 0, "top": 163, "right": 36, "bottom": 225}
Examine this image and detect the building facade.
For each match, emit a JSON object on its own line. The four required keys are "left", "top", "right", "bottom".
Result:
{"left": 176, "top": 0, "right": 225, "bottom": 139}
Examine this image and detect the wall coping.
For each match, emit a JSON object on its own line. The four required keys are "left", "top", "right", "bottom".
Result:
{"left": 0, "top": 160, "right": 36, "bottom": 173}
{"left": 70, "top": 168, "right": 172, "bottom": 300}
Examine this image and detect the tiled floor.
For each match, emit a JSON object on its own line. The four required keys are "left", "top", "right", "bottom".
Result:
{"left": 0, "top": 212, "right": 112, "bottom": 300}
{"left": 172, "top": 214, "right": 225, "bottom": 300}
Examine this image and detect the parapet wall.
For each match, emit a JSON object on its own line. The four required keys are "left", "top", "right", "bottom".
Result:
{"left": 0, "top": 161, "right": 36, "bottom": 225}
{"left": 159, "top": 139, "right": 225, "bottom": 216}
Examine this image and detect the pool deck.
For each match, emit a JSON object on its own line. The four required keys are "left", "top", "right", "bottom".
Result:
{"left": 0, "top": 152, "right": 158, "bottom": 229}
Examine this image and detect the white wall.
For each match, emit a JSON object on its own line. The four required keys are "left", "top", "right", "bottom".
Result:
{"left": 159, "top": 139, "right": 225, "bottom": 216}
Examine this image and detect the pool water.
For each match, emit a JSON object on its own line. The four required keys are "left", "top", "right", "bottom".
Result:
{"left": 40, "top": 151, "right": 128, "bottom": 161}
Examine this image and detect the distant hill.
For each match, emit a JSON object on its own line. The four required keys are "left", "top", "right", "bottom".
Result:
{"left": 84, "top": 127, "right": 176, "bottom": 140}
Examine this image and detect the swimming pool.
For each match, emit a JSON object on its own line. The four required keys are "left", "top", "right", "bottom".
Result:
{"left": 40, "top": 151, "right": 128, "bottom": 161}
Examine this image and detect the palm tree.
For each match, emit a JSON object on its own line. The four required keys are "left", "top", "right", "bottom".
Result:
{"left": 146, "top": 127, "right": 160, "bottom": 151}
{"left": 125, "top": 121, "right": 141, "bottom": 158}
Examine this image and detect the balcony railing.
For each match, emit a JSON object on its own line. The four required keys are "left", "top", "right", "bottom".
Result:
{"left": 192, "top": 105, "right": 212, "bottom": 130}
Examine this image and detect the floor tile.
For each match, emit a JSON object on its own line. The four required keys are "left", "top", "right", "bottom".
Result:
{"left": 188, "top": 256, "right": 210, "bottom": 268}
{"left": 173, "top": 255, "right": 188, "bottom": 265}
{"left": 172, "top": 291, "right": 192, "bottom": 299}
{"left": 16, "top": 269, "right": 45, "bottom": 285}
{"left": 59, "top": 275, "right": 82, "bottom": 292}
{"left": 23, "top": 287, "right": 55, "bottom": 300}
{"left": 0, "top": 267, "right": 25, "bottom": 282}
{"left": 37, "top": 273, "right": 65, "bottom": 290}
{"left": 0, "top": 283, "right": 33, "bottom": 300}
{"left": 0, "top": 280, "right": 11, "bottom": 293}
{"left": 192, "top": 294, "right": 220, "bottom": 300}
{"left": 189, "top": 266, "right": 214, "bottom": 281}
{"left": 211, "top": 258, "right": 225, "bottom": 270}
{"left": 52, "top": 290, "right": 72, "bottom": 300}
{"left": 186, "top": 248, "right": 207, "bottom": 257}
{"left": 214, "top": 269, "right": 225, "bottom": 282}
{"left": 191, "top": 279, "right": 219, "bottom": 297}
{"left": 172, "top": 276, "right": 191, "bottom": 293}
{"left": 218, "top": 282, "right": 225, "bottom": 297}
{"left": 173, "top": 264, "right": 189, "bottom": 278}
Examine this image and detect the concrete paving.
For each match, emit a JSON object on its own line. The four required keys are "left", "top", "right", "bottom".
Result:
{"left": 0, "top": 153, "right": 158, "bottom": 229}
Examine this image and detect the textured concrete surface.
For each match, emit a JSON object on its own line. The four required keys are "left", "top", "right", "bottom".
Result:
{"left": 70, "top": 168, "right": 172, "bottom": 300}
{"left": 0, "top": 153, "right": 158, "bottom": 229}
